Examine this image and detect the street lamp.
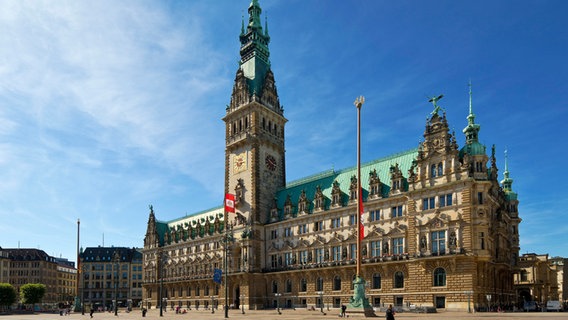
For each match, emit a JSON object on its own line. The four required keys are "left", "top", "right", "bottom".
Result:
{"left": 464, "top": 291, "right": 473, "bottom": 313}
{"left": 241, "top": 294, "right": 245, "bottom": 314}
{"left": 486, "top": 294, "right": 492, "bottom": 312}
{"left": 210, "top": 296, "right": 215, "bottom": 314}
{"left": 275, "top": 293, "right": 281, "bottom": 315}
{"left": 159, "top": 251, "right": 169, "bottom": 317}
{"left": 316, "top": 291, "right": 324, "bottom": 313}
{"left": 113, "top": 250, "right": 120, "bottom": 316}
{"left": 81, "top": 260, "right": 86, "bottom": 315}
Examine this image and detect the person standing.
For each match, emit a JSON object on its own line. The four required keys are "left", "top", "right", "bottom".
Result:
{"left": 386, "top": 304, "right": 395, "bottom": 320}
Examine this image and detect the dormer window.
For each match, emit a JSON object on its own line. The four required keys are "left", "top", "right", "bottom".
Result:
{"left": 284, "top": 194, "right": 293, "bottom": 217}
{"left": 331, "top": 180, "right": 342, "bottom": 207}
{"left": 349, "top": 175, "right": 358, "bottom": 201}
{"left": 313, "top": 185, "right": 324, "bottom": 211}
{"left": 298, "top": 190, "right": 309, "bottom": 214}
{"left": 369, "top": 169, "right": 381, "bottom": 198}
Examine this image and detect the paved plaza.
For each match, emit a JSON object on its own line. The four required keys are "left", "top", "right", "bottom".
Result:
{"left": 1, "top": 308, "right": 566, "bottom": 320}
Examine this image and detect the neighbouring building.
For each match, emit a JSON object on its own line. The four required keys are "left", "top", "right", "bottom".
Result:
{"left": 0, "top": 248, "right": 9, "bottom": 283}
{"left": 79, "top": 246, "right": 143, "bottom": 310}
{"left": 514, "top": 253, "right": 558, "bottom": 308}
{"left": 550, "top": 257, "right": 567, "bottom": 305}
{"left": 1, "top": 248, "right": 77, "bottom": 307}
{"left": 143, "top": 0, "right": 521, "bottom": 312}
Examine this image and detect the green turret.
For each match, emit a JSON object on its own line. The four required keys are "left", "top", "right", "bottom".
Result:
{"left": 460, "top": 82, "right": 486, "bottom": 157}
{"left": 501, "top": 150, "right": 517, "bottom": 200}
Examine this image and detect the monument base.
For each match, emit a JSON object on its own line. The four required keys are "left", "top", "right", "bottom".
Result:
{"left": 347, "top": 276, "right": 377, "bottom": 317}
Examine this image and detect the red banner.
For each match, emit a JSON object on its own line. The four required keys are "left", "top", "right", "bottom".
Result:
{"left": 359, "top": 187, "right": 364, "bottom": 241}
{"left": 225, "top": 193, "right": 235, "bottom": 213}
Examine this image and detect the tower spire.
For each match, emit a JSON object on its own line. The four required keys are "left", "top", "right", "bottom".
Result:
{"left": 501, "top": 149, "right": 514, "bottom": 192}
{"left": 238, "top": 0, "right": 271, "bottom": 96}
{"left": 463, "top": 81, "right": 481, "bottom": 146}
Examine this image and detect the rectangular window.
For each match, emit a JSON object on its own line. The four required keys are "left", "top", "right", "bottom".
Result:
{"left": 391, "top": 205, "right": 403, "bottom": 218}
{"left": 392, "top": 238, "right": 404, "bottom": 255}
{"left": 284, "top": 227, "right": 293, "bottom": 237}
{"left": 431, "top": 231, "right": 446, "bottom": 254}
{"left": 314, "top": 221, "right": 323, "bottom": 231}
{"left": 284, "top": 252, "right": 293, "bottom": 266}
{"left": 479, "top": 232, "right": 485, "bottom": 250}
{"left": 370, "top": 241, "right": 381, "bottom": 257}
{"left": 270, "top": 255, "right": 278, "bottom": 268}
{"left": 270, "top": 230, "right": 278, "bottom": 239}
{"left": 315, "top": 248, "right": 324, "bottom": 263}
{"left": 299, "top": 250, "right": 308, "bottom": 264}
{"left": 331, "top": 217, "right": 341, "bottom": 228}
{"left": 478, "top": 192, "right": 484, "bottom": 204}
{"left": 370, "top": 210, "right": 380, "bottom": 221}
{"left": 332, "top": 246, "right": 342, "bottom": 261}
{"left": 349, "top": 214, "right": 356, "bottom": 226}
{"left": 350, "top": 243, "right": 357, "bottom": 260}
{"left": 298, "top": 224, "right": 307, "bottom": 235}
{"left": 439, "top": 194, "right": 453, "bottom": 207}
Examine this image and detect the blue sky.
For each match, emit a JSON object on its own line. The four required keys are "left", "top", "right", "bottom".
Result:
{"left": 1, "top": 0, "right": 567, "bottom": 264}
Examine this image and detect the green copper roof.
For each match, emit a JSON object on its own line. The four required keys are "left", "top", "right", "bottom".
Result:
{"left": 273, "top": 149, "right": 418, "bottom": 216}
{"left": 239, "top": 0, "right": 271, "bottom": 96}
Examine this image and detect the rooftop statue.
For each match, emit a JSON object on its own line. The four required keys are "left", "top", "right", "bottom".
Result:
{"left": 428, "top": 94, "right": 444, "bottom": 115}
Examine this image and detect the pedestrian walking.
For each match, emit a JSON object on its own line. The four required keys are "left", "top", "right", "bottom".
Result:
{"left": 386, "top": 304, "right": 395, "bottom": 320}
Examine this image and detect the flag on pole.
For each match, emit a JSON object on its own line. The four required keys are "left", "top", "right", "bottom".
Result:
{"left": 225, "top": 193, "right": 235, "bottom": 213}
{"left": 359, "top": 187, "right": 365, "bottom": 241}
{"left": 213, "top": 268, "right": 222, "bottom": 284}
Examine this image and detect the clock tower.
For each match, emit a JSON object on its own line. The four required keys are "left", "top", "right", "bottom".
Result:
{"left": 222, "top": 0, "right": 286, "bottom": 272}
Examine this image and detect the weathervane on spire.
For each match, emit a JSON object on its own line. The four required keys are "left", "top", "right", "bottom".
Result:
{"left": 428, "top": 94, "right": 444, "bottom": 115}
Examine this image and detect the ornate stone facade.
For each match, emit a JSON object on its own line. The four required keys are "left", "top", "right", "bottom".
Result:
{"left": 142, "top": 0, "right": 521, "bottom": 312}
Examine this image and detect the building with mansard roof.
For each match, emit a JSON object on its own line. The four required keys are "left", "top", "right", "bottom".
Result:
{"left": 143, "top": 0, "right": 521, "bottom": 312}
{"left": 79, "top": 246, "right": 143, "bottom": 310}
{"left": 1, "top": 247, "right": 77, "bottom": 307}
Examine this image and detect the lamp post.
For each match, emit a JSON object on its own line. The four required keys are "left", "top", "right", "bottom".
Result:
{"left": 275, "top": 293, "right": 281, "bottom": 315}
{"left": 464, "top": 290, "right": 473, "bottom": 313}
{"left": 241, "top": 294, "right": 245, "bottom": 314}
{"left": 486, "top": 294, "right": 492, "bottom": 312}
{"left": 316, "top": 291, "right": 324, "bottom": 313}
{"left": 113, "top": 250, "right": 120, "bottom": 316}
{"left": 210, "top": 296, "right": 215, "bottom": 314}
{"left": 81, "top": 260, "right": 86, "bottom": 315}
{"left": 159, "top": 250, "right": 168, "bottom": 317}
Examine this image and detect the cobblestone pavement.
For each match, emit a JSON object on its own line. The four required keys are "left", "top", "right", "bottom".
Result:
{"left": 1, "top": 309, "right": 567, "bottom": 320}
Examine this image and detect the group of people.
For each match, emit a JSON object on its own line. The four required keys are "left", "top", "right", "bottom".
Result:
{"left": 339, "top": 304, "right": 395, "bottom": 319}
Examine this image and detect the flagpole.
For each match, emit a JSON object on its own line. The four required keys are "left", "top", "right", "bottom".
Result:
{"left": 355, "top": 96, "right": 364, "bottom": 277}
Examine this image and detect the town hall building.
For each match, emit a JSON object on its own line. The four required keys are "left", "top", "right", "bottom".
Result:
{"left": 142, "top": 0, "right": 521, "bottom": 312}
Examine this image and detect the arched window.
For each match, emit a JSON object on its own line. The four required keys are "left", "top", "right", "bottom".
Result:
{"left": 433, "top": 267, "right": 446, "bottom": 287}
{"left": 300, "top": 278, "right": 307, "bottom": 292}
{"left": 195, "top": 286, "right": 200, "bottom": 296}
{"left": 351, "top": 274, "right": 357, "bottom": 290}
{"left": 394, "top": 271, "right": 404, "bottom": 288}
{"left": 272, "top": 280, "right": 278, "bottom": 293}
{"left": 316, "top": 277, "right": 324, "bottom": 291}
{"left": 431, "top": 164, "right": 437, "bottom": 177}
{"left": 372, "top": 273, "right": 382, "bottom": 289}
{"left": 204, "top": 285, "right": 209, "bottom": 296}
{"left": 333, "top": 275, "right": 341, "bottom": 291}
{"left": 437, "top": 163, "right": 443, "bottom": 176}
{"left": 286, "top": 279, "right": 292, "bottom": 293}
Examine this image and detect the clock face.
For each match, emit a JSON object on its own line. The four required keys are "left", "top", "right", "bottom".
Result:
{"left": 265, "top": 155, "right": 277, "bottom": 171}
{"left": 233, "top": 153, "right": 247, "bottom": 173}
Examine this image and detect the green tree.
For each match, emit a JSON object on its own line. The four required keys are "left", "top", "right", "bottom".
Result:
{"left": 0, "top": 283, "right": 18, "bottom": 311}
{"left": 20, "top": 283, "right": 46, "bottom": 308}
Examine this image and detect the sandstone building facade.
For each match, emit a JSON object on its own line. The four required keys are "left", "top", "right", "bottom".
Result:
{"left": 142, "top": 0, "right": 521, "bottom": 312}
